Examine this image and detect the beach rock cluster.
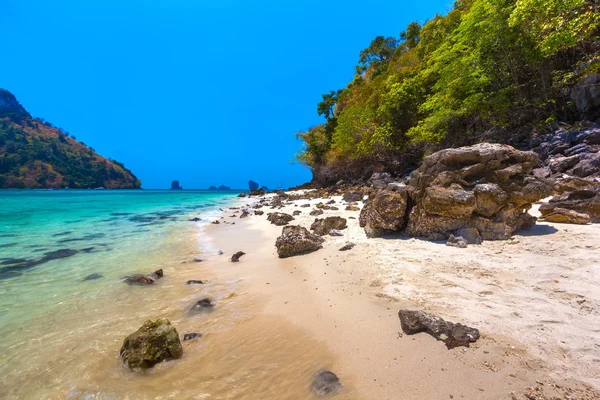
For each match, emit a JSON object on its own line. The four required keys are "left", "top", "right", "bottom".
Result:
{"left": 120, "top": 318, "right": 183, "bottom": 369}
{"left": 398, "top": 310, "right": 480, "bottom": 349}
{"left": 539, "top": 189, "right": 600, "bottom": 222}
{"left": 360, "top": 143, "right": 553, "bottom": 240}
{"left": 275, "top": 225, "right": 324, "bottom": 258}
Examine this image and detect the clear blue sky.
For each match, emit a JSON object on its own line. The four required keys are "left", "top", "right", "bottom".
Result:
{"left": 1, "top": 0, "right": 452, "bottom": 189}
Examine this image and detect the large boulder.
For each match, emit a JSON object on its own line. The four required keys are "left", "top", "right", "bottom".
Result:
{"left": 120, "top": 318, "right": 183, "bottom": 369}
{"left": 310, "top": 216, "right": 347, "bottom": 236}
{"left": 359, "top": 189, "right": 408, "bottom": 237}
{"left": 267, "top": 212, "right": 294, "bottom": 226}
{"left": 570, "top": 73, "right": 600, "bottom": 121}
{"left": 405, "top": 143, "right": 552, "bottom": 240}
{"left": 398, "top": 310, "right": 480, "bottom": 349}
{"left": 275, "top": 225, "right": 324, "bottom": 258}
{"left": 539, "top": 190, "right": 600, "bottom": 222}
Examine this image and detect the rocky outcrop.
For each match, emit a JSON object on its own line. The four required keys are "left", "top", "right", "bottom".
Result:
{"left": 571, "top": 74, "right": 600, "bottom": 121}
{"left": 267, "top": 212, "right": 294, "bottom": 226}
{"left": 398, "top": 310, "right": 480, "bottom": 349}
{"left": 250, "top": 188, "right": 265, "bottom": 196}
{"left": 359, "top": 189, "right": 408, "bottom": 237}
{"left": 248, "top": 180, "right": 259, "bottom": 191}
{"left": 311, "top": 370, "right": 342, "bottom": 396}
{"left": 190, "top": 298, "right": 214, "bottom": 312}
{"left": 539, "top": 190, "right": 600, "bottom": 222}
{"left": 539, "top": 207, "right": 591, "bottom": 224}
{"left": 275, "top": 225, "right": 324, "bottom": 258}
{"left": 120, "top": 318, "right": 183, "bottom": 369}
{"left": 405, "top": 143, "right": 551, "bottom": 240}
{"left": 123, "top": 269, "right": 163, "bottom": 285}
{"left": 171, "top": 180, "right": 183, "bottom": 190}
{"left": 310, "top": 216, "right": 347, "bottom": 236}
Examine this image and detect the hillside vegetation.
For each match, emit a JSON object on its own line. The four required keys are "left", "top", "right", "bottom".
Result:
{"left": 297, "top": 0, "right": 600, "bottom": 185}
{"left": 0, "top": 89, "right": 141, "bottom": 189}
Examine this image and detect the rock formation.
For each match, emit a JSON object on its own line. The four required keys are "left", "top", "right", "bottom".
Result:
{"left": 359, "top": 189, "right": 408, "bottom": 237}
{"left": 120, "top": 318, "right": 183, "bottom": 369}
{"left": 398, "top": 310, "right": 480, "bottom": 349}
{"left": 275, "top": 225, "right": 324, "bottom": 258}
{"left": 248, "top": 180, "right": 259, "bottom": 191}
{"left": 171, "top": 180, "right": 183, "bottom": 190}
{"left": 539, "top": 189, "right": 600, "bottom": 222}
{"left": 267, "top": 212, "right": 294, "bottom": 226}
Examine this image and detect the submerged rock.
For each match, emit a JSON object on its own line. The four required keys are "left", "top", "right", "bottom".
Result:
{"left": 310, "top": 216, "right": 347, "bottom": 236}
{"left": 267, "top": 212, "right": 294, "bottom": 226}
{"left": 186, "top": 280, "right": 204, "bottom": 285}
{"left": 183, "top": 332, "right": 202, "bottom": 341}
{"left": 120, "top": 318, "right": 183, "bottom": 369}
{"left": 81, "top": 273, "right": 103, "bottom": 281}
{"left": 398, "top": 310, "right": 480, "bottom": 349}
{"left": 190, "top": 298, "right": 214, "bottom": 313}
{"left": 123, "top": 269, "right": 164, "bottom": 285}
{"left": 231, "top": 251, "right": 245, "bottom": 262}
{"left": 275, "top": 225, "right": 324, "bottom": 258}
{"left": 312, "top": 370, "right": 342, "bottom": 396}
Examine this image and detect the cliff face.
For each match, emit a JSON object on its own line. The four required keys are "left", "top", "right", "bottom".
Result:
{"left": 0, "top": 89, "right": 141, "bottom": 189}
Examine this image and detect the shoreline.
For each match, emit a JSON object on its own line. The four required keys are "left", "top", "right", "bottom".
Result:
{"left": 199, "top": 191, "right": 600, "bottom": 399}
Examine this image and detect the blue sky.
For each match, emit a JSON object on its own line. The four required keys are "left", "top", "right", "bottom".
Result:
{"left": 1, "top": 0, "right": 452, "bottom": 189}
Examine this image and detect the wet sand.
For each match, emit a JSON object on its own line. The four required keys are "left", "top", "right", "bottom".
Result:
{"left": 204, "top": 193, "right": 600, "bottom": 400}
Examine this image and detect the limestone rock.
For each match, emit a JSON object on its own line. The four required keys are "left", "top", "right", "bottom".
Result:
{"left": 267, "top": 212, "right": 294, "bottom": 226}
{"left": 398, "top": 310, "right": 480, "bottom": 349}
{"left": 275, "top": 225, "right": 324, "bottom": 258}
{"left": 539, "top": 208, "right": 591, "bottom": 224}
{"left": 310, "top": 216, "right": 347, "bottom": 236}
{"left": 120, "top": 318, "right": 183, "bottom": 369}
{"left": 359, "top": 189, "right": 408, "bottom": 237}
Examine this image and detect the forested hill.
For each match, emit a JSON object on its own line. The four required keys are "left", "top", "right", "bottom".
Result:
{"left": 297, "top": 0, "right": 600, "bottom": 186}
{"left": 0, "top": 89, "right": 141, "bottom": 189}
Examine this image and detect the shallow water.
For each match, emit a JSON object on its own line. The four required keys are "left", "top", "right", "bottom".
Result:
{"left": 0, "top": 190, "right": 355, "bottom": 399}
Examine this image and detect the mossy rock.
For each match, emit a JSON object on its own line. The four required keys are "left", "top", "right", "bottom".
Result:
{"left": 120, "top": 318, "right": 183, "bottom": 369}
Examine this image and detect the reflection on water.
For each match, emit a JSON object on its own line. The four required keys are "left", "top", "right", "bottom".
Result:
{"left": 0, "top": 191, "right": 358, "bottom": 399}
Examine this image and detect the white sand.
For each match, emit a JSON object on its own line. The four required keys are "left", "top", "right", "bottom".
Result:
{"left": 203, "top": 192, "right": 600, "bottom": 399}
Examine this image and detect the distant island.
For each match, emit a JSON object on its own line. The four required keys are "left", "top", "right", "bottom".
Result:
{"left": 170, "top": 180, "right": 183, "bottom": 190}
{"left": 208, "top": 185, "right": 231, "bottom": 190}
{"left": 0, "top": 89, "right": 141, "bottom": 189}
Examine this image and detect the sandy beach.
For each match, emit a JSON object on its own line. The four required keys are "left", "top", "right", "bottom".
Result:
{"left": 200, "top": 191, "right": 600, "bottom": 400}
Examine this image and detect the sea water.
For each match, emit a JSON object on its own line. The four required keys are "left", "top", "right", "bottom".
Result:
{"left": 0, "top": 190, "right": 355, "bottom": 400}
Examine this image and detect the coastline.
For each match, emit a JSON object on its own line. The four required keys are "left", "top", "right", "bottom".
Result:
{"left": 199, "top": 191, "right": 600, "bottom": 400}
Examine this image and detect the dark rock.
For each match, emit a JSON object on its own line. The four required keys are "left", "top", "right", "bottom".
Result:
{"left": 183, "top": 333, "right": 202, "bottom": 341}
{"left": 311, "top": 370, "right": 342, "bottom": 396}
{"left": 81, "top": 273, "right": 103, "bottom": 281}
{"left": 539, "top": 208, "right": 591, "bottom": 224}
{"left": 571, "top": 153, "right": 600, "bottom": 177}
{"left": 309, "top": 209, "right": 324, "bottom": 216}
{"left": 191, "top": 298, "right": 214, "bottom": 312}
{"left": 193, "top": 257, "right": 203, "bottom": 263}
{"left": 189, "top": 217, "right": 202, "bottom": 222}
{"left": 292, "top": 210, "right": 301, "bottom": 216}
{"left": 326, "top": 199, "right": 336, "bottom": 204}
{"left": 570, "top": 73, "right": 600, "bottom": 121}
{"left": 339, "top": 243, "right": 355, "bottom": 251}
{"left": 300, "top": 204, "right": 311, "bottom": 208}
{"left": 120, "top": 318, "right": 183, "bottom": 369}
{"left": 359, "top": 189, "right": 408, "bottom": 237}
{"left": 275, "top": 225, "right": 325, "bottom": 258}
{"left": 231, "top": 251, "right": 245, "bottom": 262}
{"left": 342, "top": 192, "right": 363, "bottom": 203}
{"left": 398, "top": 310, "right": 480, "bottom": 349}
{"left": 240, "top": 210, "right": 250, "bottom": 218}
{"left": 170, "top": 180, "right": 183, "bottom": 190}
{"left": 238, "top": 192, "right": 247, "bottom": 198}
{"left": 186, "top": 280, "right": 204, "bottom": 285}
{"left": 250, "top": 189, "right": 265, "bottom": 196}
{"left": 212, "top": 220, "right": 220, "bottom": 224}
{"left": 446, "top": 235, "right": 468, "bottom": 248}
{"left": 267, "top": 212, "right": 294, "bottom": 226}
{"left": 255, "top": 210, "right": 265, "bottom": 216}
{"left": 345, "top": 205, "right": 360, "bottom": 211}
{"left": 310, "top": 216, "right": 347, "bottom": 236}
